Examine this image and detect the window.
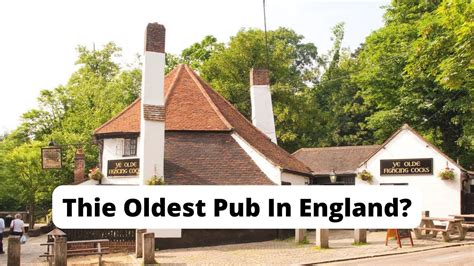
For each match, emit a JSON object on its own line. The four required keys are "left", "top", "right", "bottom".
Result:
{"left": 340, "top": 176, "right": 355, "bottom": 185}
{"left": 123, "top": 138, "right": 137, "bottom": 157}
{"left": 314, "top": 175, "right": 355, "bottom": 185}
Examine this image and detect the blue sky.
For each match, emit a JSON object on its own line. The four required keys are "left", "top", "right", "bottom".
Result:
{"left": 0, "top": 0, "right": 389, "bottom": 132}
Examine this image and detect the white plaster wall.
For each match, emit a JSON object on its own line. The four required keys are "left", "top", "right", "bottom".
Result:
{"left": 101, "top": 137, "right": 140, "bottom": 185}
{"left": 139, "top": 51, "right": 165, "bottom": 184}
{"left": 142, "top": 52, "right": 165, "bottom": 106}
{"left": 139, "top": 122, "right": 165, "bottom": 184}
{"left": 101, "top": 137, "right": 181, "bottom": 237}
{"left": 250, "top": 85, "right": 277, "bottom": 143}
{"left": 282, "top": 172, "right": 310, "bottom": 185}
{"left": 356, "top": 129, "right": 461, "bottom": 218}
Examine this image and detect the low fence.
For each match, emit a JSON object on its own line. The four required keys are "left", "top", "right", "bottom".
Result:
{"left": 61, "top": 229, "right": 135, "bottom": 242}
{"left": 61, "top": 229, "right": 136, "bottom": 252}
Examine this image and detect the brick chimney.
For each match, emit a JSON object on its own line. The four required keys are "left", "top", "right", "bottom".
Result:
{"left": 139, "top": 23, "right": 166, "bottom": 184}
{"left": 250, "top": 68, "right": 277, "bottom": 143}
{"left": 74, "top": 148, "right": 85, "bottom": 183}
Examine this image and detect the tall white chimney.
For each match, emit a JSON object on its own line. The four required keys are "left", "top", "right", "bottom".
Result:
{"left": 250, "top": 68, "right": 277, "bottom": 143}
{"left": 139, "top": 23, "right": 166, "bottom": 184}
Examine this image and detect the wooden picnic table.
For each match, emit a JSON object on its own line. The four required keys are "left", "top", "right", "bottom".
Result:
{"left": 414, "top": 217, "right": 466, "bottom": 242}
{"left": 450, "top": 214, "right": 474, "bottom": 219}
{"left": 450, "top": 214, "right": 474, "bottom": 231}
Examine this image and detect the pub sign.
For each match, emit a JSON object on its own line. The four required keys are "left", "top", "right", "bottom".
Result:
{"left": 41, "top": 147, "right": 62, "bottom": 169}
{"left": 107, "top": 158, "right": 139, "bottom": 176}
{"left": 380, "top": 158, "right": 433, "bottom": 175}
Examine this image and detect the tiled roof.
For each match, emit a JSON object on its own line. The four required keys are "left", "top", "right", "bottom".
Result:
{"left": 94, "top": 64, "right": 312, "bottom": 176}
{"left": 293, "top": 145, "right": 381, "bottom": 175}
{"left": 192, "top": 72, "right": 311, "bottom": 176}
{"left": 164, "top": 132, "right": 273, "bottom": 184}
{"left": 165, "top": 65, "right": 231, "bottom": 131}
{"left": 94, "top": 65, "right": 230, "bottom": 135}
{"left": 93, "top": 98, "right": 141, "bottom": 136}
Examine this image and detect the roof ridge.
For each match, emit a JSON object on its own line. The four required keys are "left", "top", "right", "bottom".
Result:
{"left": 298, "top": 145, "right": 382, "bottom": 151}
{"left": 94, "top": 98, "right": 141, "bottom": 134}
{"left": 183, "top": 65, "right": 233, "bottom": 130}
{"left": 165, "top": 64, "right": 185, "bottom": 100}
{"left": 358, "top": 124, "right": 465, "bottom": 170}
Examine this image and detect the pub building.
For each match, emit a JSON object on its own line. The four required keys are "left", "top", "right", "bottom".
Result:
{"left": 72, "top": 23, "right": 473, "bottom": 249}
{"left": 294, "top": 124, "right": 473, "bottom": 218}
{"left": 76, "top": 23, "right": 313, "bottom": 248}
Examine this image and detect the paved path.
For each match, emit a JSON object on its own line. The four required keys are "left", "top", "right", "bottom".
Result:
{"left": 326, "top": 245, "right": 474, "bottom": 265}
{"left": 2, "top": 230, "right": 474, "bottom": 265}
{"left": 153, "top": 231, "right": 474, "bottom": 265}
{"left": 0, "top": 234, "right": 47, "bottom": 265}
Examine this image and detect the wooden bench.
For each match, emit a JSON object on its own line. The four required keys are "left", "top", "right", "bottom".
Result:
{"left": 414, "top": 217, "right": 466, "bottom": 242}
{"left": 450, "top": 214, "right": 474, "bottom": 232}
{"left": 40, "top": 239, "right": 110, "bottom": 265}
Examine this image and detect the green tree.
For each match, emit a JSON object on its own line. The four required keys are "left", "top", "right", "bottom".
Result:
{"left": 354, "top": 0, "right": 473, "bottom": 167}
{"left": 0, "top": 43, "right": 142, "bottom": 219}
{"left": 181, "top": 35, "right": 224, "bottom": 71}
{"left": 20, "top": 43, "right": 142, "bottom": 175}
{"left": 3, "top": 142, "right": 64, "bottom": 228}
{"left": 199, "top": 27, "right": 320, "bottom": 151}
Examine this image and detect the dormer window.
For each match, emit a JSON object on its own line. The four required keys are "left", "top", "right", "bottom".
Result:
{"left": 123, "top": 138, "right": 137, "bottom": 157}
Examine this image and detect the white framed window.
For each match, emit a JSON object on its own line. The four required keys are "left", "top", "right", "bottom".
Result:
{"left": 123, "top": 138, "right": 137, "bottom": 157}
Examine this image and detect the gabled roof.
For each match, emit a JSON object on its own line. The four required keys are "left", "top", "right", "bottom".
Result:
{"left": 293, "top": 145, "right": 381, "bottom": 175}
{"left": 94, "top": 64, "right": 312, "bottom": 176}
{"left": 359, "top": 124, "right": 465, "bottom": 171}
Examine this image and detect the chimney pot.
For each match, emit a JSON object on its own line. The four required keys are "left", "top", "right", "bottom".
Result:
{"left": 145, "top": 23, "right": 166, "bottom": 53}
{"left": 250, "top": 68, "right": 270, "bottom": 86}
{"left": 74, "top": 148, "right": 85, "bottom": 183}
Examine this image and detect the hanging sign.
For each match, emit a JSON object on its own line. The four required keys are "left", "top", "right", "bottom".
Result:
{"left": 380, "top": 158, "right": 433, "bottom": 175}
{"left": 42, "top": 147, "right": 62, "bottom": 169}
{"left": 107, "top": 159, "right": 139, "bottom": 177}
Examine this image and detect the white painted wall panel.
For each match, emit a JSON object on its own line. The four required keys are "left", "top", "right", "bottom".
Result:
{"left": 282, "top": 172, "right": 309, "bottom": 185}
{"left": 101, "top": 137, "right": 140, "bottom": 185}
{"left": 356, "top": 129, "right": 461, "bottom": 218}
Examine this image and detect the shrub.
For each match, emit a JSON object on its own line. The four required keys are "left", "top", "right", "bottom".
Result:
{"left": 438, "top": 168, "right": 456, "bottom": 181}
{"left": 146, "top": 175, "right": 165, "bottom": 185}
{"left": 88, "top": 167, "right": 104, "bottom": 181}
{"left": 357, "top": 170, "right": 373, "bottom": 183}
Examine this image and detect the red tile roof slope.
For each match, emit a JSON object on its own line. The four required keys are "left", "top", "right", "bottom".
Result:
{"left": 165, "top": 132, "right": 273, "bottom": 185}
{"left": 94, "top": 64, "right": 312, "bottom": 176}
{"left": 94, "top": 99, "right": 141, "bottom": 135}
{"left": 165, "top": 65, "right": 231, "bottom": 131}
{"left": 293, "top": 145, "right": 382, "bottom": 175}
{"left": 192, "top": 71, "right": 311, "bottom": 176}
